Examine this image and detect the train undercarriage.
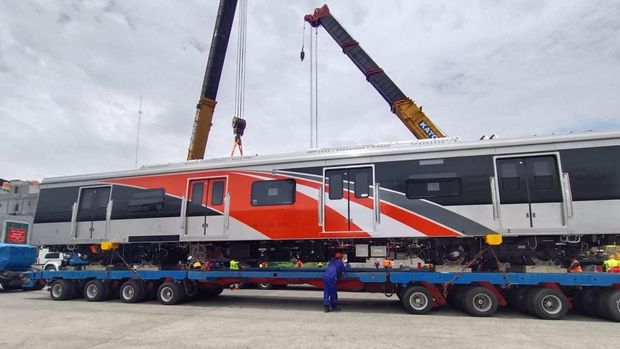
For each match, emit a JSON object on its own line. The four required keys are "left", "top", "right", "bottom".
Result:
{"left": 47, "top": 234, "right": 619, "bottom": 270}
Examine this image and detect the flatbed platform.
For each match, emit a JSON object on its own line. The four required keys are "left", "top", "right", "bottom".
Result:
{"left": 21, "top": 268, "right": 620, "bottom": 322}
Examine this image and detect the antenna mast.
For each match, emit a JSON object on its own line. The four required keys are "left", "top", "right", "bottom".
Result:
{"left": 135, "top": 96, "right": 143, "bottom": 168}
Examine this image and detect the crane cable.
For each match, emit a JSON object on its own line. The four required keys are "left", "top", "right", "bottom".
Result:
{"left": 314, "top": 27, "right": 319, "bottom": 148}
{"left": 231, "top": 0, "right": 248, "bottom": 157}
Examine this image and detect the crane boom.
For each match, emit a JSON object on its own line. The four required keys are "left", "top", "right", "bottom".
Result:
{"left": 187, "top": 0, "right": 238, "bottom": 160}
{"left": 304, "top": 5, "right": 446, "bottom": 139}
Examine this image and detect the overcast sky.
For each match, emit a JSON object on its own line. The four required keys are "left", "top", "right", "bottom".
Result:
{"left": 1, "top": 1, "right": 619, "bottom": 180}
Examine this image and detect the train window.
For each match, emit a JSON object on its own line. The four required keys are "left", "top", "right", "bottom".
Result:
{"left": 327, "top": 172, "right": 344, "bottom": 200}
{"left": 190, "top": 183, "right": 204, "bottom": 205}
{"left": 532, "top": 158, "right": 554, "bottom": 190}
{"left": 77, "top": 187, "right": 111, "bottom": 221}
{"left": 499, "top": 161, "right": 521, "bottom": 191}
{"left": 352, "top": 168, "right": 371, "bottom": 198}
{"left": 128, "top": 188, "right": 165, "bottom": 212}
{"left": 211, "top": 181, "right": 224, "bottom": 206}
{"left": 251, "top": 179, "right": 296, "bottom": 206}
{"left": 406, "top": 178, "right": 461, "bottom": 199}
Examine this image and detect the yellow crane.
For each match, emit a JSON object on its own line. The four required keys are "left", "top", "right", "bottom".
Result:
{"left": 305, "top": 5, "right": 446, "bottom": 139}
{"left": 187, "top": 0, "right": 238, "bottom": 160}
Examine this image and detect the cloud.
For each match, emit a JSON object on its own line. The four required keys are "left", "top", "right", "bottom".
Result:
{"left": 1, "top": 0, "right": 619, "bottom": 181}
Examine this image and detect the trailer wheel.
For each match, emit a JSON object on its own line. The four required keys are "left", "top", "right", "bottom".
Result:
{"left": 84, "top": 280, "right": 109, "bottom": 302}
{"left": 527, "top": 287, "right": 568, "bottom": 320}
{"left": 50, "top": 280, "right": 73, "bottom": 301}
{"left": 401, "top": 286, "right": 433, "bottom": 315}
{"left": 597, "top": 289, "right": 620, "bottom": 322}
{"left": 157, "top": 282, "right": 185, "bottom": 305}
{"left": 462, "top": 286, "right": 498, "bottom": 317}
{"left": 120, "top": 280, "right": 146, "bottom": 303}
{"left": 257, "top": 282, "right": 273, "bottom": 290}
{"left": 508, "top": 287, "right": 530, "bottom": 313}
{"left": 575, "top": 288, "right": 599, "bottom": 316}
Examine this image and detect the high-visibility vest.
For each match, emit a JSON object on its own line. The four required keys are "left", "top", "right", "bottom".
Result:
{"left": 603, "top": 258, "right": 620, "bottom": 273}
{"left": 230, "top": 260, "right": 239, "bottom": 270}
{"left": 568, "top": 260, "right": 582, "bottom": 273}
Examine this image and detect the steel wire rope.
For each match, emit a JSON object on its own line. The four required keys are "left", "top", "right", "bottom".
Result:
{"left": 309, "top": 23, "right": 314, "bottom": 148}
{"left": 314, "top": 27, "right": 319, "bottom": 148}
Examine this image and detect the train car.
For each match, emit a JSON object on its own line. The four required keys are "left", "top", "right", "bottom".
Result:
{"left": 30, "top": 131, "right": 620, "bottom": 266}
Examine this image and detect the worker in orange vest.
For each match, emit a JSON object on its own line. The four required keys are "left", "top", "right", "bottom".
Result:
{"left": 567, "top": 258, "right": 582, "bottom": 273}
{"left": 383, "top": 258, "right": 394, "bottom": 269}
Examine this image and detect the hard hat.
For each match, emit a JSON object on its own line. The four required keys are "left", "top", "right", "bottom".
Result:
{"left": 335, "top": 252, "right": 343, "bottom": 259}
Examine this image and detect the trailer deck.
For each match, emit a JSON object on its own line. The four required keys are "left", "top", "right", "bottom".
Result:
{"left": 21, "top": 267, "right": 620, "bottom": 322}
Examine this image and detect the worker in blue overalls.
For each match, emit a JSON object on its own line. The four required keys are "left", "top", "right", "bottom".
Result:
{"left": 323, "top": 252, "right": 347, "bottom": 313}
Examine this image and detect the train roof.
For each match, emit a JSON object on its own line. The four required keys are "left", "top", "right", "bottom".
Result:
{"left": 42, "top": 130, "right": 620, "bottom": 185}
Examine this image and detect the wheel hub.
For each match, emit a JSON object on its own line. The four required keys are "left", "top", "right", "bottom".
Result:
{"left": 472, "top": 294, "right": 492, "bottom": 312}
{"left": 122, "top": 286, "right": 135, "bottom": 300}
{"left": 160, "top": 287, "right": 173, "bottom": 302}
{"left": 51, "top": 284, "right": 62, "bottom": 298}
{"left": 86, "top": 284, "right": 98, "bottom": 298}
{"left": 541, "top": 295, "right": 562, "bottom": 315}
{"left": 409, "top": 292, "right": 428, "bottom": 310}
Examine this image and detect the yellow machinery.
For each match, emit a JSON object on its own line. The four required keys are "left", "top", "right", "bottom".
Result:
{"left": 187, "top": 0, "right": 238, "bottom": 160}
{"left": 305, "top": 5, "right": 446, "bottom": 139}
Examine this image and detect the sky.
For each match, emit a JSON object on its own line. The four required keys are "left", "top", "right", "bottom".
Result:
{"left": 1, "top": 0, "right": 619, "bottom": 180}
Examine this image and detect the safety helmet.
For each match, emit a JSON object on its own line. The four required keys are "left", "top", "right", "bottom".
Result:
{"left": 335, "top": 252, "right": 343, "bottom": 259}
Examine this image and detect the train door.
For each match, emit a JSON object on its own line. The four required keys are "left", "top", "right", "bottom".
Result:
{"left": 323, "top": 166, "right": 374, "bottom": 232}
{"left": 186, "top": 178, "right": 227, "bottom": 237}
{"left": 76, "top": 186, "right": 111, "bottom": 240}
{"left": 496, "top": 155, "right": 563, "bottom": 231}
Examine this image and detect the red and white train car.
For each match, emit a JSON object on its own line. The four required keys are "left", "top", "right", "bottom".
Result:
{"left": 31, "top": 132, "right": 620, "bottom": 266}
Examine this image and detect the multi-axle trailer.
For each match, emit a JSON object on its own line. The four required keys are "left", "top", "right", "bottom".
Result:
{"left": 21, "top": 268, "right": 620, "bottom": 322}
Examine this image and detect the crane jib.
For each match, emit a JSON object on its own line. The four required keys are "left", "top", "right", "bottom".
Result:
{"left": 418, "top": 121, "right": 439, "bottom": 139}
{"left": 305, "top": 5, "right": 447, "bottom": 140}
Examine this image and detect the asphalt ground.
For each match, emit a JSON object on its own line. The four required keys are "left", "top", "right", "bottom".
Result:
{"left": 0, "top": 286, "right": 618, "bottom": 349}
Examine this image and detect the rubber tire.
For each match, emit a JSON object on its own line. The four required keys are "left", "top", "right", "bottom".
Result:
{"left": 50, "top": 280, "right": 73, "bottom": 301}
{"left": 45, "top": 265, "right": 57, "bottom": 271}
{"left": 257, "top": 282, "right": 273, "bottom": 290}
{"left": 597, "top": 289, "right": 620, "bottom": 322}
{"left": 527, "top": 287, "right": 568, "bottom": 320}
{"left": 508, "top": 287, "right": 530, "bottom": 313}
{"left": 83, "top": 279, "right": 109, "bottom": 302}
{"left": 401, "top": 286, "right": 433, "bottom": 315}
{"left": 119, "top": 280, "right": 146, "bottom": 303}
{"left": 575, "top": 288, "right": 600, "bottom": 316}
{"left": 157, "top": 282, "right": 186, "bottom": 305}
{"left": 462, "top": 286, "right": 499, "bottom": 317}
